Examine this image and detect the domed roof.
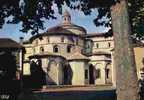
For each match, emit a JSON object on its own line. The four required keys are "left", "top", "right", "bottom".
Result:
{"left": 47, "top": 26, "right": 74, "bottom": 34}
{"left": 47, "top": 10, "right": 87, "bottom": 36}
{"left": 30, "top": 10, "right": 87, "bottom": 42}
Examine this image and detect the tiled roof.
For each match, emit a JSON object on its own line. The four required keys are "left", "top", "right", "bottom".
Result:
{"left": 0, "top": 38, "right": 22, "bottom": 49}
{"left": 93, "top": 51, "right": 111, "bottom": 55}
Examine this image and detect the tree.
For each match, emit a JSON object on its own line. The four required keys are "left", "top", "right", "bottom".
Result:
{"left": 0, "top": 51, "right": 17, "bottom": 81}
{"left": 0, "top": 0, "right": 143, "bottom": 39}
{"left": 128, "top": 0, "right": 144, "bottom": 40}
{"left": 111, "top": 0, "right": 139, "bottom": 100}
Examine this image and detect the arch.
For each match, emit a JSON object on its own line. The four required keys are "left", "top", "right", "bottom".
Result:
{"left": 89, "top": 64, "right": 95, "bottom": 84}
{"left": 105, "top": 62, "right": 112, "bottom": 84}
{"left": 46, "top": 60, "right": 58, "bottom": 85}
{"left": 63, "top": 63, "right": 73, "bottom": 85}
{"left": 53, "top": 45, "right": 59, "bottom": 53}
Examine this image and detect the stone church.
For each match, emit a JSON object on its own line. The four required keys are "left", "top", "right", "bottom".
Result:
{"left": 23, "top": 10, "right": 144, "bottom": 86}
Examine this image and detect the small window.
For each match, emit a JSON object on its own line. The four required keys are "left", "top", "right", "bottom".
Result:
{"left": 33, "top": 48, "right": 35, "bottom": 53}
{"left": 67, "top": 45, "right": 72, "bottom": 53}
{"left": 108, "top": 42, "right": 111, "bottom": 47}
{"left": 85, "top": 69, "right": 88, "bottom": 79}
{"left": 96, "top": 43, "right": 99, "bottom": 48}
{"left": 53, "top": 45, "right": 59, "bottom": 53}
{"left": 35, "top": 40, "right": 38, "bottom": 45}
{"left": 40, "top": 47, "right": 44, "bottom": 53}
{"left": 95, "top": 69, "right": 101, "bottom": 79}
{"left": 61, "top": 36, "right": 64, "bottom": 42}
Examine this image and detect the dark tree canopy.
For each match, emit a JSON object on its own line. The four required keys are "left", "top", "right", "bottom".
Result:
{"left": 0, "top": 0, "right": 143, "bottom": 39}
{"left": 0, "top": 51, "right": 17, "bottom": 80}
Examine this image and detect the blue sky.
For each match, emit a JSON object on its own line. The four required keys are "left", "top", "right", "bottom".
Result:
{"left": 0, "top": 4, "right": 109, "bottom": 42}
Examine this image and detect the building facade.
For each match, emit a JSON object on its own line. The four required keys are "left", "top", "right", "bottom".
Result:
{"left": 23, "top": 10, "right": 144, "bottom": 87}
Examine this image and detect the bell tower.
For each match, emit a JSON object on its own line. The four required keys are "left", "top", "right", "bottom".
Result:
{"left": 62, "top": 10, "right": 71, "bottom": 25}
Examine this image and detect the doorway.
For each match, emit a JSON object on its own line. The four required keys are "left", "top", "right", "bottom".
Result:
{"left": 63, "top": 64, "right": 73, "bottom": 85}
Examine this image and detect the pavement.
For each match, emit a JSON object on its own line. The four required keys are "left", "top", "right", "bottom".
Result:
{"left": 33, "top": 85, "right": 116, "bottom": 93}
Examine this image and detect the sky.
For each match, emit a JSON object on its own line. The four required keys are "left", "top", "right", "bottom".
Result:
{"left": 0, "top": 4, "right": 109, "bottom": 42}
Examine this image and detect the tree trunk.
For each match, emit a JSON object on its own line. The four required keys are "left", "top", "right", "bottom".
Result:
{"left": 110, "top": 0, "right": 139, "bottom": 100}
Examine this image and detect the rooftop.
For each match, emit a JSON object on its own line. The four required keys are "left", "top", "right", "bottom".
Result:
{"left": 0, "top": 38, "right": 23, "bottom": 49}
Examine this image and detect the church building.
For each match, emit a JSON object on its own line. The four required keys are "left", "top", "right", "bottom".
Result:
{"left": 23, "top": 10, "right": 144, "bottom": 87}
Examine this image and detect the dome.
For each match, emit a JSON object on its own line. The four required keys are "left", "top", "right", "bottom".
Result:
{"left": 46, "top": 10, "right": 87, "bottom": 36}
{"left": 30, "top": 10, "right": 87, "bottom": 41}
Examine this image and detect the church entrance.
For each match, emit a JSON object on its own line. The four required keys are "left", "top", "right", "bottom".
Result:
{"left": 89, "top": 64, "right": 95, "bottom": 84}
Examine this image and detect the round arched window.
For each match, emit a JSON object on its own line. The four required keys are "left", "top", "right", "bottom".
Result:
{"left": 40, "top": 47, "right": 44, "bottom": 53}
{"left": 53, "top": 45, "right": 59, "bottom": 53}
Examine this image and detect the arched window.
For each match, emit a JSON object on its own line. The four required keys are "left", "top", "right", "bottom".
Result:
{"left": 67, "top": 45, "right": 72, "bottom": 53}
{"left": 53, "top": 45, "right": 59, "bottom": 53}
{"left": 96, "top": 43, "right": 99, "bottom": 48}
{"left": 40, "top": 47, "right": 44, "bottom": 53}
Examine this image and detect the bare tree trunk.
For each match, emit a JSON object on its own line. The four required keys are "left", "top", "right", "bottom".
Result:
{"left": 110, "top": 0, "right": 139, "bottom": 100}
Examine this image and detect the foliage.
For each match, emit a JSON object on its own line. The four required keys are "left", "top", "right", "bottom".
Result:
{"left": 94, "top": 0, "right": 144, "bottom": 40}
{"left": 0, "top": 0, "right": 143, "bottom": 39}
{"left": 0, "top": 0, "right": 117, "bottom": 34}
{"left": 128, "top": 0, "right": 144, "bottom": 40}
